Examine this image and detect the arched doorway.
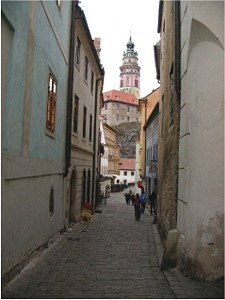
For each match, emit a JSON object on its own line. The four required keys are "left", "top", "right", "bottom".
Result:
{"left": 69, "top": 170, "right": 77, "bottom": 226}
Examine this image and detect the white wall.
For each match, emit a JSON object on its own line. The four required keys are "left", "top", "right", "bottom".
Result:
{"left": 177, "top": 1, "right": 224, "bottom": 280}
{"left": 114, "top": 169, "right": 135, "bottom": 185}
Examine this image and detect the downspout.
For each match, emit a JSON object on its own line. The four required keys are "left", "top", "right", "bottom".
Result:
{"left": 64, "top": 0, "right": 76, "bottom": 177}
{"left": 174, "top": 0, "right": 181, "bottom": 223}
{"left": 175, "top": 0, "right": 181, "bottom": 102}
{"left": 144, "top": 98, "right": 147, "bottom": 186}
{"left": 91, "top": 75, "right": 104, "bottom": 212}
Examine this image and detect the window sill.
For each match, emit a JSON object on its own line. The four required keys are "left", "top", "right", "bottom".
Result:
{"left": 45, "top": 129, "right": 55, "bottom": 139}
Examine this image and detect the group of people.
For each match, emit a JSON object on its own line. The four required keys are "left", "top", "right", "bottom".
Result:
{"left": 124, "top": 190, "right": 146, "bottom": 221}
{"left": 124, "top": 189, "right": 157, "bottom": 221}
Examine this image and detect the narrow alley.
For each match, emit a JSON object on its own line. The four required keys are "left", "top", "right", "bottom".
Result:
{"left": 2, "top": 189, "right": 223, "bottom": 299}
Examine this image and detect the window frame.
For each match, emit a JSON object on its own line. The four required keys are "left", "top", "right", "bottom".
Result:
{"left": 75, "top": 36, "right": 81, "bottom": 67}
{"left": 89, "top": 114, "right": 93, "bottom": 142}
{"left": 84, "top": 56, "right": 89, "bottom": 82}
{"left": 83, "top": 106, "right": 87, "bottom": 139}
{"left": 90, "top": 71, "right": 94, "bottom": 93}
{"left": 46, "top": 72, "right": 57, "bottom": 133}
{"left": 73, "top": 95, "right": 79, "bottom": 134}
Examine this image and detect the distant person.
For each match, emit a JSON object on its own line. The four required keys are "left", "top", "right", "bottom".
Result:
{"left": 134, "top": 193, "right": 141, "bottom": 221}
{"left": 124, "top": 192, "right": 131, "bottom": 205}
{"left": 131, "top": 193, "right": 135, "bottom": 205}
{"left": 140, "top": 192, "right": 146, "bottom": 214}
{"left": 149, "top": 191, "right": 156, "bottom": 215}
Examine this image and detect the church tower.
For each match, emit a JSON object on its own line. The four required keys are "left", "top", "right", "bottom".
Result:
{"left": 119, "top": 36, "right": 141, "bottom": 99}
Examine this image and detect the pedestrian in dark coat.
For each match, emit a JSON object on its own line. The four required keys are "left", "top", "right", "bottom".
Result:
{"left": 124, "top": 192, "right": 131, "bottom": 205}
{"left": 131, "top": 193, "right": 135, "bottom": 205}
{"left": 134, "top": 193, "right": 141, "bottom": 220}
{"left": 149, "top": 191, "right": 156, "bottom": 215}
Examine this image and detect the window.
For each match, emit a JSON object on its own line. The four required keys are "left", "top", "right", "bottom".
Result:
{"left": 83, "top": 106, "right": 87, "bottom": 138}
{"left": 73, "top": 95, "right": 79, "bottom": 134}
{"left": 89, "top": 114, "right": 93, "bottom": 142}
{"left": 84, "top": 56, "right": 89, "bottom": 81}
{"left": 46, "top": 72, "right": 57, "bottom": 132}
{"left": 156, "top": 144, "right": 158, "bottom": 161}
{"left": 56, "top": 0, "right": 61, "bottom": 11}
{"left": 135, "top": 79, "right": 138, "bottom": 87}
{"left": 131, "top": 171, "right": 135, "bottom": 176}
{"left": 124, "top": 171, "right": 127, "bottom": 176}
{"left": 91, "top": 71, "right": 94, "bottom": 93}
{"left": 75, "top": 37, "right": 81, "bottom": 66}
{"left": 153, "top": 145, "right": 156, "bottom": 160}
{"left": 150, "top": 147, "right": 153, "bottom": 161}
{"left": 120, "top": 80, "right": 123, "bottom": 87}
{"left": 49, "top": 186, "right": 54, "bottom": 217}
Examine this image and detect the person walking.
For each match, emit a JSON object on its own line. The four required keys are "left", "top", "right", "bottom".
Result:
{"left": 131, "top": 193, "right": 135, "bottom": 205}
{"left": 149, "top": 191, "right": 156, "bottom": 215}
{"left": 140, "top": 192, "right": 146, "bottom": 214}
{"left": 124, "top": 192, "right": 131, "bottom": 205}
{"left": 134, "top": 193, "right": 141, "bottom": 221}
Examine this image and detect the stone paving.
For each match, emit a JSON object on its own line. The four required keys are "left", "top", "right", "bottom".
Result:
{"left": 2, "top": 189, "right": 224, "bottom": 299}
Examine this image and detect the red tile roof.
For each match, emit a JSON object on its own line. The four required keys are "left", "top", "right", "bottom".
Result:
{"left": 103, "top": 90, "right": 138, "bottom": 106}
{"left": 119, "top": 158, "right": 135, "bottom": 170}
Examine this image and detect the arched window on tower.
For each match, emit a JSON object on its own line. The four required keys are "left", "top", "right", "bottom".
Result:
{"left": 120, "top": 80, "right": 123, "bottom": 87}
{"left": 135, "top": 79, "right": 138, "bottom": 87}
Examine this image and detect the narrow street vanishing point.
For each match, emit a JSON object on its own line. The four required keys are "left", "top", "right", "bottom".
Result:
{"left": 2, "top": 189, "right": 224, "bottom": 299}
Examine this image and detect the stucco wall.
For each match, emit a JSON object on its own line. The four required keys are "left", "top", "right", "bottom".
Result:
{"left": 157, "top": 0, "right": 180, "bottom": 242}
{"left": 1, "top": 1, "right": 71, "bottom": 278}
{"left": 177, "top": 1, "right": 224, "bottom": 281}
{"left": 2, "top": 157, "right": 65, "bottom": 276}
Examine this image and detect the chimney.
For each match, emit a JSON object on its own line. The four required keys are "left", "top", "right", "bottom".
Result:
{"left": 94, "top": 37, "right": 101, "bottom": 59}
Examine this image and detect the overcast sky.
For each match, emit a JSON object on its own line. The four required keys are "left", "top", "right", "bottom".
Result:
{"left": 80, "top": 0, "right": 160, "bottom": 98}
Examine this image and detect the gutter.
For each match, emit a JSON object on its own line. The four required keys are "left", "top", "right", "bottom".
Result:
{"left": 64, "top": 0, "right": 76, "bottom": 176}
{"left": 174, "top": 0, "right": 181, "bottom": 102}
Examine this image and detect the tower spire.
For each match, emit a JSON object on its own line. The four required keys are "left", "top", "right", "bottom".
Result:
{"left": 119, "top": 37, "right": 141, "bottom": 99}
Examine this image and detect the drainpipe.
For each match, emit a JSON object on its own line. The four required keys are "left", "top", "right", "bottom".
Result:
{"left": 144, "top": 98, "right": 147, "bottom": 187}
{"left": 174, "top": 0, "right": 181, "bottom": 102}
{"left": 174, "top": 0, "right": 181, "bottom": 223}
{"left": 91, "top": 74, "right": 104, "bottom": 212}
{"left": 64, "top": 1, "right": 76, "bottom": 177}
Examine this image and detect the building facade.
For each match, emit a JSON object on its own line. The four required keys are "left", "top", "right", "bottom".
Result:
{"left": 138, "top": 88, "right": 160, "bottom": 182}
{"left": 144, "top": 102, "right": 159, "bottom": 199}
{"left": 2, "top": 1, "right": 72, "bottom": 279}
{"left": 119, "top": 36, "right": 141, "bottom": 99}
{"left": 102, "top": 123, "right": 120, "bottom": 176}
{"left": 101, "top": 90, "right": 139, "bottom": 127}
{"left": 114, "top": 158, "right": 136, "bottom": 185}
{"left": 177, "top": 0, "right": 224, "bottom": 281}
{"left": 65, "top": 3, "right": 104, "bottom": 226}
{"left": 157, "top": 0, "right": 224, "bottom": 281}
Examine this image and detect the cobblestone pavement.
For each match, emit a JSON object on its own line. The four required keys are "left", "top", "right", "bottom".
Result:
{"left": 2, "top": 189, "right": 224, "bottom": 299}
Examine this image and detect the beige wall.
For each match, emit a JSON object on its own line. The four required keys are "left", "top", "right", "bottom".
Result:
{"left": 177, "top": 1, "right": 224, "bottom": 281}
{"left": 157, "top": 0, "right": 180, "bottom": 254}
{"left": 65, "top": 8, "right": 103, "bottom": 226}
{"left": 139, "top": 88, "right": 160, "bottom": 182}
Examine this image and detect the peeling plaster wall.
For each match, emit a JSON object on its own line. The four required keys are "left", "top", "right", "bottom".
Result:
{"left": 177, "top": 1, "right": 224, "bottom": 281}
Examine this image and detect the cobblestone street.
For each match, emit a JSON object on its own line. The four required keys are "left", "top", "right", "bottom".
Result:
{"left": 2, "top": 189, "right": 224, "bottom": 299}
